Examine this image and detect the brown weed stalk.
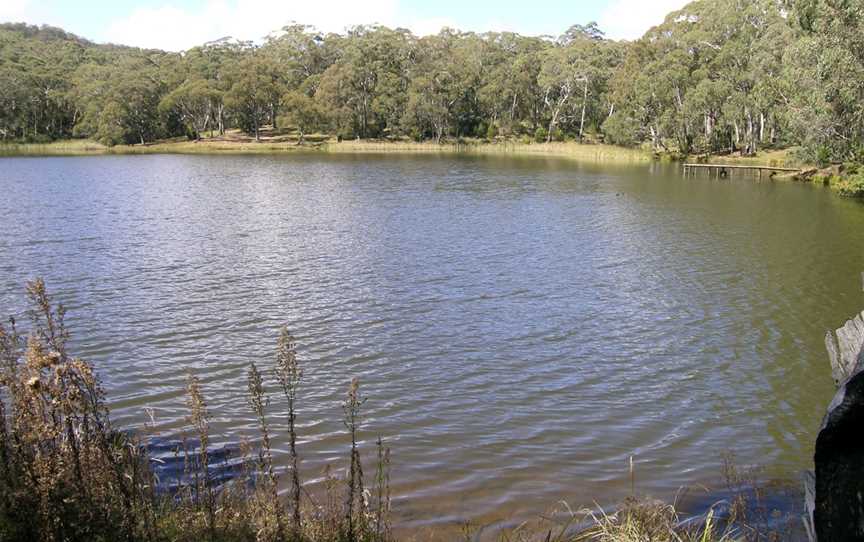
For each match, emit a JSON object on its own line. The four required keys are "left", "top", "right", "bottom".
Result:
{"left": 274, "top": 326, "right": 302, "bottom": 537}
{"left": 186, "top": 373, "right": 216, "bottom": 541}
{"left": 247, "top": 362, "right": 285, "bottom": 541}
{"left": 343, "top": 377, "right": 366, "bottom": 542}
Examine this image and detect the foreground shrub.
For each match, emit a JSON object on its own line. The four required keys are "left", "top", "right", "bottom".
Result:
{"left": 0, "top": 279, "right": 392, "bottom": 542}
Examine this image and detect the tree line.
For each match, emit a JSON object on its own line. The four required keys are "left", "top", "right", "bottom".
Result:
{"left": 1, "top": 0, "right": 863, "bottom": 163}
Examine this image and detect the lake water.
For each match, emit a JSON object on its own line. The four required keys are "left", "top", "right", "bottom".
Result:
{"left": 1, "top": 153, "right": 863, "bottom": 535}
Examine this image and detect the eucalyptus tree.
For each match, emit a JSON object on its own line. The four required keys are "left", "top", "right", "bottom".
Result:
{"left": 476, "top": 32, "right": 546, "bottom": 135}
{"left": 264, "top": 24, "right": 333, "bottom": 90}
{"left": 402, "top": 31, "right": 461, "bottom": 142}
{"left": 604, "top": 0, "right": 790, "bottom": 154}
{"left": 224, "top": 54, "right": 284, "bottom": 140}
{"left": 159, "top": 78, "right": 223, "bottom": 139}
{"left": 0, "top": 23, "right": 86, "bottom": 140}
{"left": 71, "top": 56, "right": 165, "bottom": 145}
{"left": 314, "top": 25, "right": 414, "bottom": 138}
{"left": 3, "top": 4, "right": 862, "bottom": 161}
{"left": 281, "top": 90, "right": 326, "bottom": 143}
{"left": 538, "top": 27, "right": 621, "bottom": 142}
{"left": 604, "top": 39, "right": 669, "bottom": 149}
{"left": 0, "top": 66, "right": 29, "bottom": 140}
{"left": 783, "top": 0, "right": 864, "bottom": 162}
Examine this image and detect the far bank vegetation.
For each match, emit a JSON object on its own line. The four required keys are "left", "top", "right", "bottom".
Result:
{"left": 2, "top": 0, "right": 864, "bottom": 180}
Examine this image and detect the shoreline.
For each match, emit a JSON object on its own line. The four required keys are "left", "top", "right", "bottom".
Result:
{"left": 0, "top": 137, "right": 797, "bottom": 165}
{"left": 10, "top": 138, "right": 856, "bottom": 197}
{"left": 0, "top": 138, "right": 656, "bottom": 163}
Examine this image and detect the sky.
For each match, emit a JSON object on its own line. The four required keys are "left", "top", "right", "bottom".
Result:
{"left": 0, "top": 0, "right": 689, "bottom": 51}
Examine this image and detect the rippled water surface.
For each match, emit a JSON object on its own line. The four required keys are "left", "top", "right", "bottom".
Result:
{"left": 1, "top": 154, "right": 863, "bottom": 534}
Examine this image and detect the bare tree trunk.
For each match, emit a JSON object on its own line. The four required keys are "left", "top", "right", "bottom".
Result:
{"left": 361, "top": 96, "right": 369, "bottom": 139}
{"left": 650, "top": 125, "right": 660, "bottom": 151}
{"left": 759, "top": 112, "right": 765, "bottom": 143}
{"left": 746, "top": 110, "right": 755, "bottom": 155}
{"left": 545, "top": 85, "right": 570, "bottom": 143}
{"left": 579, "top": 79, "right": 588, "bottom": 141}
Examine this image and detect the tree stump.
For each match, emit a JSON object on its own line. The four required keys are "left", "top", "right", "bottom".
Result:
{"left": 811, "top": 311, "right": 864, "bottom": 541}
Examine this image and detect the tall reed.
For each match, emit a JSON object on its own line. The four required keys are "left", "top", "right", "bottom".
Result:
{"left": 274, "top": 326, "right": 302, "bottom": 537}
{"left": 343, "top": 377, "right": 366, "bottom": 542}
{"left": 247, "top": 362, "right": 284, "bottom": 541}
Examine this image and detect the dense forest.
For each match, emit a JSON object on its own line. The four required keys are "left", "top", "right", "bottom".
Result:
{"left": 1, "top": 0, "right": 863, "bottom": 163}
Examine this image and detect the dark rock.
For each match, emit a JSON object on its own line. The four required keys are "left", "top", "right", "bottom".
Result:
{"left": 813, "top": 312, "right": 864, "bottom": 541}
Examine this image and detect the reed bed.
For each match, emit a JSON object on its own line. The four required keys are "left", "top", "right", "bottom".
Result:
{"left": 0, "top": 280, "right": 798, "bottom": 542}
{"left": 0, "top": 137, "right": 653, "bottom": 163}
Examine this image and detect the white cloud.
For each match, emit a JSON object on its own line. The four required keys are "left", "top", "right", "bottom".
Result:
{"left": 598, "top": 0, "right": 689, "bottom": 40}
{"left": 0, "top": 0, "right": 33, "bottom": 21}
{"left": 0, "top": 0, "right": 61, "bottom": 27}
{"left": 103, "top": 0, "right": 402, "bottom": 51}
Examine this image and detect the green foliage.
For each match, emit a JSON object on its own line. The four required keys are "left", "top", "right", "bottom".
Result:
{"left": 224, "top": 55, "right": 283, "bottom": 140}
{"left": 835, "top": 171, "right": 864, "bottom": 198}
{"left": 160, "top": 79, "right": 223, "bottom": 140}
{"left": 815, "top": 145, "right": 832, "bottom": 167}
{"left": 486, "top": 122, "right": 498, "bottom": 140}
{"left": 281, "top": 90, "right": 326, "bottom": 142}
{"left": 602, "top": 111, "right": 640, "bottom": 146}
{"left": 783, "top": 0, "right": 864, "bottom": 163}
{"left": 534, "top": 126, "right": 548, "bottom": 143}
{"left": 1, "top": 2, "right": 863, "bottom": 157}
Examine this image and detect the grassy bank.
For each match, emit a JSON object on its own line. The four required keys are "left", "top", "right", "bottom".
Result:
{"left": 678, "top": 149, "right": 864, "bottom": 198}
{"left": 0, "top": 133, "right": 653, "bottom": 164}
{"left": 682, "top": 148, "right": 803, "bottom": 169}
{"left": 322, "top": 139, "right": 653, "bottom": 163}
{"left": 8, "top": 134, "right": 864, "bottom": 200}
{"left": 0, "top": 279, "right": 803, "bottom": 542}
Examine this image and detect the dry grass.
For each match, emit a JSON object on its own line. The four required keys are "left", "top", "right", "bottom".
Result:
{"left": 0, "top": 133, "right": 653, "bottom": 164}
{"left": 0, "top": 278, "right": 393, "bottom": 542}
{"left": 573, "top": 499, "right": 732, "bottom": 542}
{"left": 687, "top": 148, "right": 805, "bottom": 169}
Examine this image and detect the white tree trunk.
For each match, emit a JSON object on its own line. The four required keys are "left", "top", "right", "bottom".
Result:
{"left": 579, "top": 79, "right": 589, "bottom": 140}
{"left": 759, "top": 112, "right": 765, "bottom": 142}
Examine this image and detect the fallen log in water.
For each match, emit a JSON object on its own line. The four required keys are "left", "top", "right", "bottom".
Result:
{"left": 809, "top": 310, "right": 864, "bottom": 541}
